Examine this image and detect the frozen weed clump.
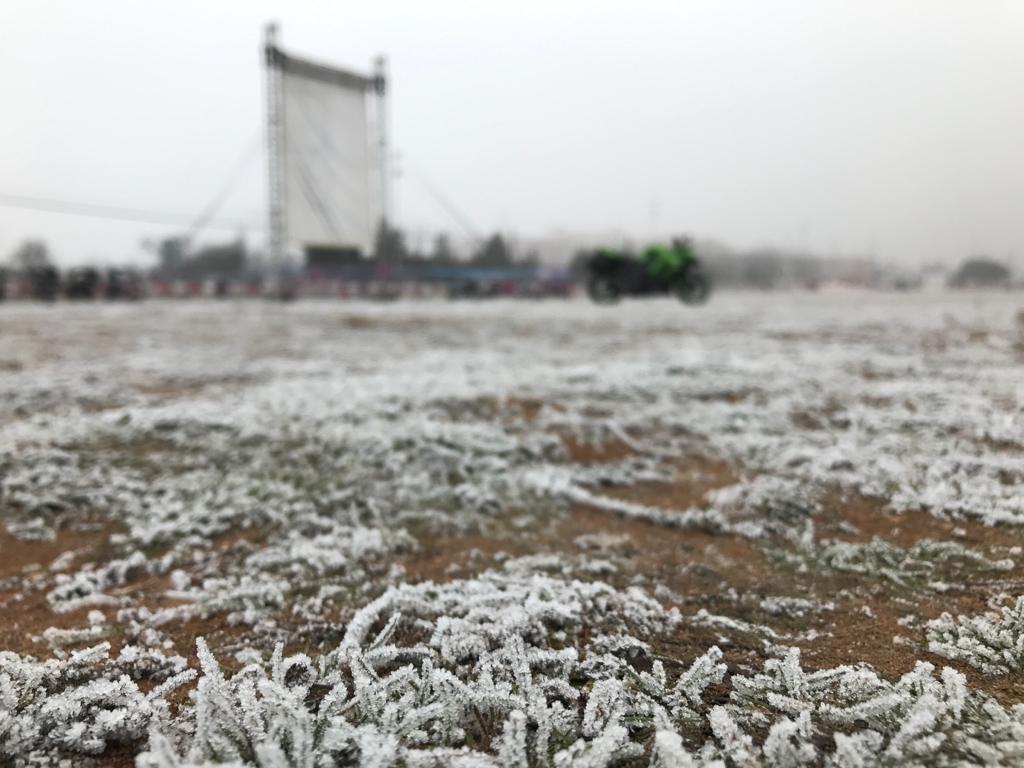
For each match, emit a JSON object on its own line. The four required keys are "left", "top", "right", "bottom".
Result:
{"left": 927, "top": 596, "right": 1024, "bottom": 675}
{"left": 133, "top": 640, "right": 1024, "bottom": 767}
{"left": 526, "top": 465, "right": 727, "bottom": 532}
{"left": 136, "top": 573, "right": 713, "bottom": 767}
{"left": 790, "top": 538, "right": 1013, "bottom": 588}
{"left": 133, "top": 574, "right": 715, "bottom": 767}
{"left": 707, "top": 476, "right": 821, "bottom": 535}
{"left": 726, "top": 648, "right": 1024, "bottom": 766}
{"left": 759, "top": 596, "right": 834, "bottom": 618}
{"left": 47, "top": 551, "right": 150, "bottom": 613}
{"left": 0, "top": 643, "right": 194, "bottom": 763}
{"left": 8, "top": 514, "right": 1024, "bottom": 766}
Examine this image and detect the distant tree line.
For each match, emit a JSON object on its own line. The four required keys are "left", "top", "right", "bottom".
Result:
{"left": 150, "top": 237, "right": 247, "bottom": 280}
{"left": 948, "top": 257, "right": 1012, "bottom": 289}
{"left": 696, "top": 245, "right": 846, "bottom": 290}
{"left": 143, "top": 223, "right": 540, "bottom": 281}
{"left": 370, "top": 222, "right": 539, "bottom": 268}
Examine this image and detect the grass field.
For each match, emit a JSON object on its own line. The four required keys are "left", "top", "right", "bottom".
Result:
{"left": 3, "top": 292, "right": 1024, "bottom": 766}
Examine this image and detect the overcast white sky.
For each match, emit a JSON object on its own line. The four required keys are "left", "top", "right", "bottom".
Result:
{"left": 1, "top": 0, "right": 1023, "bottom": 267}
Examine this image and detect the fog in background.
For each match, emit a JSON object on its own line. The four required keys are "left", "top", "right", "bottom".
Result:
{"left": 1, "top": 0, "right": 1022, "bottom": 268}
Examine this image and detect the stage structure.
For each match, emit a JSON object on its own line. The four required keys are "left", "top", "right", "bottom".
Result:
{"left": 264, "top": 24, "right": 388, "bottom": 266}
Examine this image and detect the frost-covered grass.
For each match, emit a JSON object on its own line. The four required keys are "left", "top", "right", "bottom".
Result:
{"left": 2, "top": 293, "right": 1024, "bottom": 765}
{"left": 10, "top": 577, "right": 1024, "bottom": 767}
{"left": 782, "top": 537, "right": 1015, "bottom": 588}
{"left": 927, "top": 597, "right": 1024, "bottom": 676}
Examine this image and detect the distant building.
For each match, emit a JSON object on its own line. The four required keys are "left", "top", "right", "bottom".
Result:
{"left": 305, "top": 244, "right": 363, "bottom": 272}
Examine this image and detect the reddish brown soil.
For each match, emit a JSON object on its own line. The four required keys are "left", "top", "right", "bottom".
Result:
{"left": 390, "top": 438, "right": 1024, "bottom": 705}
{"left": 560, "top": 433, "right": 637, "bottom": 464}
{"left": 335, "top": 313, "right": 464, "bottom": 332}
{"left": 401, "top": 528, "right": 529, "bottom": 583}
{"left": 126, "top": 374, "right": 256, "bottom": 410}
{"left": 600, "top": 456, "right": 738, "bottom": 510}
{"left": 96, "top": 744, "right": 139, "bottom": 768}
{"left": 0, "top": 522, "right": 268, "bottom": 659}
{"left": 0, "top": 522, "right": 118, "bottom": 578}
{"left": 805, "top": 594, "right": 1024, "bottom": 706}
{"left": 819, "top": 491, "right": 1024, "bottom": 550}
{"left": 0, "top": 522, "right": 118, "bottom": 656}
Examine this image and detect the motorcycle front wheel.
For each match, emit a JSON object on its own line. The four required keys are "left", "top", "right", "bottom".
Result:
{"left": 675, "top": 268, "right": 711, "bottom": 305}
{"left": 586, "top": 274, "right": 621, "bottom": 304}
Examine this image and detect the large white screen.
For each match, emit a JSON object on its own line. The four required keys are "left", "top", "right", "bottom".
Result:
{"left": 280, "top": 69, "right": 375, "bottom": 257}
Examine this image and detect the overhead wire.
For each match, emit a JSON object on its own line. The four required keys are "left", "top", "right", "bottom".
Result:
{"left": 401, "top": 160, "right": 481, "bottom": 242}
{"left": 0, "top": 191, "right": 265, "bottom": 231}
{"left": 187, "top": 133, "right": 264, "bottom": 241}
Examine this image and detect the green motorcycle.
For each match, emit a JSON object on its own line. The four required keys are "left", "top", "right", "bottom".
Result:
{"left": 585, "top": 239, "right": 711, "bottom": 305}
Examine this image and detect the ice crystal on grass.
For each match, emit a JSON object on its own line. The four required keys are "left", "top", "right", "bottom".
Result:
{"left": 759, "top": 596, "right": 833, "bottom": 617}
{"left": 47, "top": 551, "right": 150, "bottom": 613}
{"left": 36, "top": 611, "right": 109, "bottom": 651}
{"left": 926, "top": 596, "right": 1024, "bottom": 674}
{"left": 708, "top": 706, "right": 754, "bottom": 764}
{"left": 627, "top": 647, "right": 727, "bottom": 724}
